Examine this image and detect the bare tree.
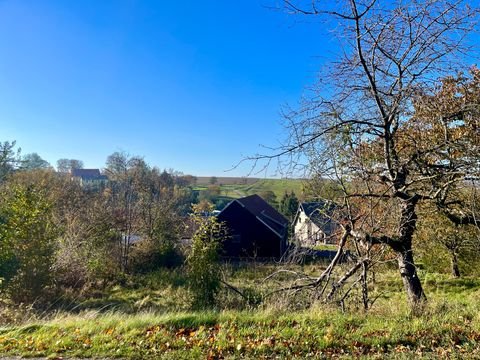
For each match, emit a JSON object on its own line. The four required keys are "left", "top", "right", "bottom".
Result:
{"left": 56, "top": 158, "right": 84, "bottom": 173}
{"left": 253, "top": 0, "right": 479, "bottom": 308}
{"left": 104, "top": 152, "right": 181, "bottom": 272}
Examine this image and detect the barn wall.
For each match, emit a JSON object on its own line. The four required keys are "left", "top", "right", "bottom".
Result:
{"left": 218, "top": 201, "right": 284, "bottom": 258}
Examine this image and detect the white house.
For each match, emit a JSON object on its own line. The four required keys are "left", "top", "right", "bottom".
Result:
{"left": 70, "top": 168, "right": 108, "bottom": 188}
{"left": 292, "top": 201, "right": 336, "bottom": 247}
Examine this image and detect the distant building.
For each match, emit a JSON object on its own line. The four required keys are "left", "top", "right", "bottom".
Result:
{"left": 293, "top": 201, "right": 337, "bottom": 247}
{"left": 218, "top": 194, "right": 289, "bottom": 259}
{"left": 70, "top": 168, "right": 108, "bottom": 188}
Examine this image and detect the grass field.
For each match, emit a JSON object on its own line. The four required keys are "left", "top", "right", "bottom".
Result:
{"left": 196, "top": 178, "right": 305, "bottom": 200}
{"left": 195, "top": 177, "right": 260, "bottom": 186}
{"left": 238, "top": 179, "right": 304, "bottom": 199}
{"left": 1, "top": 265, "right": 480, "bottom": 359}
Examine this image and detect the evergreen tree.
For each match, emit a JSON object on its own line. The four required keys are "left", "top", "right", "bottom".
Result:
{"left": 279, "top": 191, "right": 299, "bottom": 221}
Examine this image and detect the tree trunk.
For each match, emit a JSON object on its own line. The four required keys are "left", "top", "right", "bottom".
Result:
{"left": 395, "top": 198, "right": 426, "bottom": 307}
{"left": 396, "top": 243, "right": 426, "bottom": 307}
{"left": 451, "top": 252, "right": 461, "bottom": 278}
{"left": 361, "top": 261, "right": 369, "bottom": 311}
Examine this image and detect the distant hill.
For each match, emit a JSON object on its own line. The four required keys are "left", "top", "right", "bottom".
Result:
{"left": 195, "top": 176, "right": 259, "bottom": 186}
{"left": 194, "top": 177, "right": 305, "bottom": 200}
{"left": 231, "top": 178, "right": 304, "bottom": 199}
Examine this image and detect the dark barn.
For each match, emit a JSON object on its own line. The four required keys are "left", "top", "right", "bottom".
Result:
{"left": 217, "top": 194, "right": 289, "bottom": 259}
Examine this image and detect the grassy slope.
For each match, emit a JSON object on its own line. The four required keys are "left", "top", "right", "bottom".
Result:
{"left": 195, "top": 177, "right": 260, "bottom": 186}
{"left": 1, "top": 269, "right": 480, "bottom": 358}
{"left": 220, "top": 179, "right": 304, "bottom": 199}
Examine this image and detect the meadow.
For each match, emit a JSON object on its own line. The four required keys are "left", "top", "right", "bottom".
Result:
{"left": 1, "top": 263, "right": 480, "bottom": 359}
{"left": 195, "top": 178, "right": 305, "bottom": 200}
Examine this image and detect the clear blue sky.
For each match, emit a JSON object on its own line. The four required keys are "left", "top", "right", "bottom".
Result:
{"left": 0, "top": 1, "right": 333, "bottom": 176}
{"left": 1, "top": 2, "right": 479, "bottom": 177}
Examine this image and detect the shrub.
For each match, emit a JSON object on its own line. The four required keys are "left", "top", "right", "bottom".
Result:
{"left": 0, "top": 183, "right": 56, "bottom": 303}
{"left": 186, "top": 203, "right": 227, "bottom": 309}
{"left": 129, "top": 240, "right": 184, "bottom": 273}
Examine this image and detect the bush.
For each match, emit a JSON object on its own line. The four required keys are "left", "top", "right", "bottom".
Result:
{"left": 0, "top": 182, "right": 56, "bottom": 303}
{"left": 186, "top": 204, "right": 227, "bottom": 309}
{"left": 129, "top": 241, "right": 184, "bottom": 273}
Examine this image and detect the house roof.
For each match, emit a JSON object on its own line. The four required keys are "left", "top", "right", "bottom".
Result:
{"left": 296, "top": 200, "right": 336, "bottom": 231}
{"left": 221, "top": 194, "right": 288, "bottom": 238}
{"left": 71, "top": 168, "right": 108, "bottom": 181}
{"left": 301, "top": 201, "right": 330, "bottom": 218}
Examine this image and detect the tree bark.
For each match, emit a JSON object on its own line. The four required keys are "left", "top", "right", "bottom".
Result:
{"left": 361, "top": 261, "right": 369, "bottom": 311}
{"left": 395, "top": 244, "right": 426, "bottom": 307}
{"left": 395, "top": 198, "right": 427, "bottom": 307}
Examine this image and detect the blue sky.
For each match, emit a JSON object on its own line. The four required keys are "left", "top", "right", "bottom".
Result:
{"left": 4, "top": 1, "right": 476, "bottom": 177}
{"left": 0, "top": 0, "right": 333, "bottom": 176}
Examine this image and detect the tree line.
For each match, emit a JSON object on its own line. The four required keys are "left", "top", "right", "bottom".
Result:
{"left": 0, "top": 144, "right": 199, "bottom": 304}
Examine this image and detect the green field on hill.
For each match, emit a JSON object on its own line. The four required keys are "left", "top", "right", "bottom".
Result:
{"left": 237, "top": 179, "right": 304, "bottom": 199}
{"left": 196, "top": 178, "right": 305, "bottom": 200}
